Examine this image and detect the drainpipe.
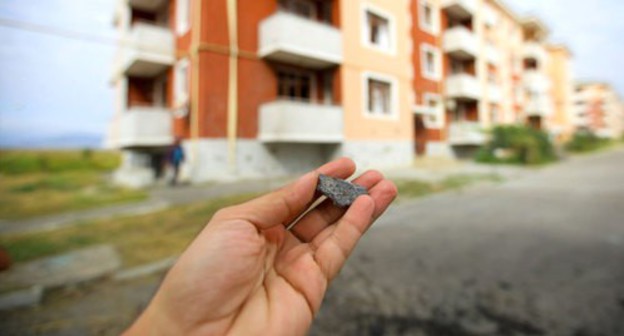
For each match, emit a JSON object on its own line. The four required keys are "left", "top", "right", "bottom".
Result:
{"left": 226, "top": 0, "right": 239, "bottom": 173}
{"left": 190, "top": 0, "right": 202, "bottom": 177}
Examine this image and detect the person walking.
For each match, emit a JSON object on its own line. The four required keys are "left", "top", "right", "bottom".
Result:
{"left": 168, "top": 138, "right": 185, "bottom": 186}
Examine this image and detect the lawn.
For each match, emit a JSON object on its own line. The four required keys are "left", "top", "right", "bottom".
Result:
{"left": 0, "top": 193, "right": 259, "bottom": 266}
{"left": 0, "top": 150, "right": 147, "bottom": 220}
{"left": 0, "top": 173, "right": 502, "bottom": 267}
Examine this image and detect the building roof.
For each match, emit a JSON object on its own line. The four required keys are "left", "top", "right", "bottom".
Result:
{"left": 521, "top": 16, "right": 550, "bottom": 39}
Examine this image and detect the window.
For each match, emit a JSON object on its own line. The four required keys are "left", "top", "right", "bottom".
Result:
{"left": 363, "top": 73, "right": 396, "bottom": 118}
{"left": 362, "top": 5, "right": 394, "bottom": 53}
{"left": 368, "top": 79, "right": 391, "bottom": 115}
{"left": 418, "top": 0, "right": 438, "bottom": 34}
{"left": 277, "top": 69, "right": 314, "bottom": 101}
{"left": 420, "top": 44, "right": 440, "bottom": 80}
{"left": 423, "top": 93, "right": 443, "bottom": 128}
{"left": 279, "top": 0, "right": 317, "bottom": 19}
{"left": 176, "top": 0, "right": 190, "bottom": 35}
{"left": 490, "top": 105, "right": 499, "bottom": 124}
{"left": 174, "top": 58, "right": 189, "bottom": 107}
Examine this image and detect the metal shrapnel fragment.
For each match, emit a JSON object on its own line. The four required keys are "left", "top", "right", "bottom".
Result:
{"left": 316, "top": 174, "right": 368, "bottom": 208}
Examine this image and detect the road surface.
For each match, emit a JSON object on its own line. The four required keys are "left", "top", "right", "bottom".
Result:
{"left": 312, "top": 148, "right": 624, "bottom": 336}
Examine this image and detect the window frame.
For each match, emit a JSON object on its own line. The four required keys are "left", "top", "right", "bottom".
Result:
{"left": 420, "top": 43, "right": 441, "bottom": 81}
{"left": 176, "top": 0, "right": 191, "bottom": 35}
{"left": 361, "top": 4, "right": 396, "bottom": 55}
{"left": 418, "top": 0, "right": 439, "bottom": 35}
{"left": 275, "top": 67, "right": 317, "bottom": 103}
{"left": 423, "top": 92, "right": 444, "bottom": 129}
{"left": 174, "top": 58, "right": 190, "bottom": 108}
{"left": 362, "top": 71, "right": 399, "bottom": 120}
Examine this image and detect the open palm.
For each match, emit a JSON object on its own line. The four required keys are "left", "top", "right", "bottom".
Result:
{"left": 125, "top": 158, "right": 397, "bottom": 336}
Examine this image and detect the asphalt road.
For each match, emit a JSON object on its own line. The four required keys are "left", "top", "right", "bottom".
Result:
{"left": 312, "top": 148, "right": 624, "bottom": 336}
{"left": 2, "top": 148, "right": 623, "bottom": 336}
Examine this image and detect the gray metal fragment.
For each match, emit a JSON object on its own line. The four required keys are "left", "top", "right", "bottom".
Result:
{"left": 316, "top": 174, "right": 368, "bottom": 208}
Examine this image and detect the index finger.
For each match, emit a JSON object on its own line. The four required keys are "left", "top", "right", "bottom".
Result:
{"left": 217, "top": 157, "right": 356, "bottom": 229}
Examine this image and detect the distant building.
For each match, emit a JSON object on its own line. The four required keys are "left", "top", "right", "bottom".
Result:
{"left": 546, "top": 44, "right": 575, "bottom": 143}
{"left": 573, "top": 82, "right": 624, "bottom": 139}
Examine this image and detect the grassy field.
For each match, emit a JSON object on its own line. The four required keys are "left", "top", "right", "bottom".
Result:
{"left": 0, "top": 193, "right": 258, "bottom": 266}
{"left": 0, "top": 173, "right": 502, "bottom": 267}
{"left": 0, "top": 150, "right": 147, "bottom": 220}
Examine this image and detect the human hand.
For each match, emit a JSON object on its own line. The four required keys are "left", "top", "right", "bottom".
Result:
{"left": 124, "top": 158, "right": 397, "bottom": 335}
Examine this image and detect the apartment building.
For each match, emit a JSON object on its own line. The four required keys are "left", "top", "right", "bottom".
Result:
{"left": 546, "top": 44, "right": 574, "bottom": 143}
{"left": 109, "top": 0, "right": 414, "bottom": 186}
{"left": 520, "top": 17, "right": 553, "bottom": 131}
{"left": 573, "top": 82, "right": 624, "bottom": 139}
{"left": 411, "top": 0, "right": 526, "bottom": 158}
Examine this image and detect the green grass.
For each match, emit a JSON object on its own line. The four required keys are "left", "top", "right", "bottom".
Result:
{"left": 565, "top": 131, "right": 614, "bottom": 153}
{"left": 395, "top": 173, "right": 502, "bottom": 200}
{"left": 0, "top": 149, "right": 119, "bottom": 175}
{"left": 0, "top": 169, "right": 500, "bottom": 267}
{"left": 0, "top": 193, "right": 259, "bottom": 266}
{"left": 0, "top": 150, "right": 146, "bottom": 220}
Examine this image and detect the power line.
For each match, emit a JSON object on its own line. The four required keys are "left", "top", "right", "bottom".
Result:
{"left": 0, "top": 16, "right": 119, "bottom": 47}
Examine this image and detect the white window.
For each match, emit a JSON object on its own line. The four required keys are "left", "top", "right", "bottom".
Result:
{"left": 490, "top": 105, "right": 499, "bottom": 124}
{"left": 418, "top": 0, "right": 439, "bottom": 34}
{"left": 423, "top": 93, "right": 444, "bottom": 128}
{"left": 420, "top": 44, "right": 441, "bottom": 80}
{"left": 362, "top": 5, "right": 394, "bottom": 53}
{"left": 174, "top": 58, "right": 190, "bottom": 107}
{"left": 363, "top": 72, "right": 397, "bottom": 118}
{"left": 176, "top": 0, "right": 191, "bottom": 35}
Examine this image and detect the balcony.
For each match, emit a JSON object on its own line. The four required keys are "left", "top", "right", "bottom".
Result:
{"left": 488, "top": 84, "right": 502, "bottom": 103}
{"left": 485, "top": 44, "right": 500, "bottom": 64}
{"left": 258, "top": 11, "right": 343, "bottom": 69}
{"left": 115, "top": 22, "right": 175, "bottom": 78}
{"left": 524, "top": 70, "right": 550, "bottom": 93}
{"left": 448, "top": 122, "right": 486, "bottom": 145}
{"left": 523, "top": 42, "right": 547, "bottom": 66}
{"left": 445, "top": 74, "right": 480, "bottom": 101}
{"left": 443, "top": 27, "right": 478, "bottom": 59}
{"left": 524, "top": 96, "right": 553, "bottom": 117}
{"left": 441, "top": 0, "right": 477, "bottom": 20}
{"left": 117, "top": 106, "right": 174, "bottom": 148}
{"left": 127, "top": 0, "right": 167, "bottom": 11}
{"left": 258, "top": 100, "right": 343, "bottom": 143}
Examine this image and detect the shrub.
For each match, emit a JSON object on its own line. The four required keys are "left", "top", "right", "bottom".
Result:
{"left": 565, "top": 130, "right": 612, "bottom": 153}
{"left": 476, "top": 125, "right": 557, "bottom": 165}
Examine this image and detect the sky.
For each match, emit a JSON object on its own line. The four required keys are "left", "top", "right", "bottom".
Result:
{"left": 0, "top": 0, "right": 622, "bottom": 145}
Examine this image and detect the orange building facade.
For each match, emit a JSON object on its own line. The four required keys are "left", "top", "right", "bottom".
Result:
{"left": 110, "top": 0, "right": 415, "bottom": 185}
{"left": 109, "top": 0, "right": 587, "bottom": 186}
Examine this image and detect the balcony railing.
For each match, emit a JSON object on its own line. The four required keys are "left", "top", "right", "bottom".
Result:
{"left": 258, "top": 11, "right": 343, "bottom": 69}
{"left": 258, "top": 100, "right": 343, "bottom": 143}
{"left": 523, "top": 42, "right": 548, "bottom": 66}
{"left": 524, "top": 70, "right": 550, "bottom": 93}
{"left": 524, "top": 96, "right": 553, "bottom": 117}
{"left": 485, "top": 44, "right": 500, "bottom": 64}
{"left": 443, "top": 27, "right": 478, "bottom": 59}
{"left": 114, "top": 22, "right": 174, "bottom": 79}
{"left": 445, "top": 74, "right": 480, "bottom": 100}
{"left": 441, "top": 0, "right": 477, "bottom": 20}
{"left": 488, "top": 84, "right": 502, "bottom": 103}
{"left": 117, "top": 106, "right": 174, "bottom": 148}
{"left": 448, "top": 122, "right": 486, "bottom": 145}
{"left": 128, "top": 0, "right": 167, "bottom": 11}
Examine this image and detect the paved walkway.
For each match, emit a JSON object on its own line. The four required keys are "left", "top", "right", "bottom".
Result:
{"left": 0, "top": 158, "right": 529, "bottom": 236}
